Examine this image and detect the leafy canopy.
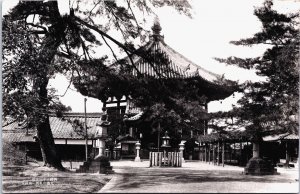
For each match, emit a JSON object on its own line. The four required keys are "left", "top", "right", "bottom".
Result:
{"left": 213, "top": 0, "right": 299, "bottom": 139}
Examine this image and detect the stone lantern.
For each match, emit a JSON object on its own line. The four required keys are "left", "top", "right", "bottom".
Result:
{"left": 95, "top": 113, "right": 111, "bottom": 159}
{"left": 179, "top": 141, "right": 185, "bottom": 163}
{"left": 161, "top": 131, "right": 171, "bottom": 150}
{"left": 161, "top": 131, "right": 171, "bottom": 165}
{"left": 134, "top": 142, "right": 141, "bottom": 162}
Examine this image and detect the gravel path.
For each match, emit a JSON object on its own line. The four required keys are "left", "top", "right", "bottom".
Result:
{"left": 99, "top": 160, "right": 299, "bottom": 193}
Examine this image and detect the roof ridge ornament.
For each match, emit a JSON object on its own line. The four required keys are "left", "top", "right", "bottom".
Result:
{"left": 151, "top": 17, "right": 164, "bottom": 42}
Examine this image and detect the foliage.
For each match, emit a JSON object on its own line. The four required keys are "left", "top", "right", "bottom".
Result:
{"left": 2, "top": 141, "right": 37, "bottom": 165}
{"left": 3, "top": 0, "right": 192, "bottom": 125}
{"left": 2, "top": 0, "right": 192, "bottom": 168}
{"left": 213, "top": 0, "right": 299, "bottom": 139}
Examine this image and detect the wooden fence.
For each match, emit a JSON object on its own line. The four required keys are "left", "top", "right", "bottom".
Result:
{"left": 149, "top": 152, "right": 182, "bottom": 167}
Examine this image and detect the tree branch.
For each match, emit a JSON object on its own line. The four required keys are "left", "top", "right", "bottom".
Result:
{"left": 74, "top": 16, "right": 168, "bottom": 78}
{"left": 126, "top": 0, "right": 141, "bottom": 32}
{"left": 100, "top": 34, "right": 120, "bottom": 65}
{"left": 74, "top": 16, "right": 142, "bottom": 76}
{"left": 60, "top": 70, "right": 74, "bottom": 97}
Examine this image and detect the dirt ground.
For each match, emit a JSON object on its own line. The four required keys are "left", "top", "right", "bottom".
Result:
{"left": 2, "top": 160, "right": 299, "bottom": 193}
{"left": 99, "top": 160, "right": 299, "bottom": 193}
{"left": 2, "top": 162, "right": 112, "bottom": 193}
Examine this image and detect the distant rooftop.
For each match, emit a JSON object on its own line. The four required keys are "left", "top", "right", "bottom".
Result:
{"left": 2, "top": 112, "right": 104, "bottom": 142}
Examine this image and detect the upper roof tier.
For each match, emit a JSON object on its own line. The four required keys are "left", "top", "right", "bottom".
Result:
{"left": 118, "top": 20, "right": 225, "bottom": 84}
{"left": 73, "top": 20, "right": 238, "bottom": 102}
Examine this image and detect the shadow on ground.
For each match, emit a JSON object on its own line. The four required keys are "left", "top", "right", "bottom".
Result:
{"left": 110, "top": 166, "right": 297, "bottom": 191}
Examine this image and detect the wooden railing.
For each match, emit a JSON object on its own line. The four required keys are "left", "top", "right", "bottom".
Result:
{"left": 149, "top": 152, "right": 182, "bottom": 167}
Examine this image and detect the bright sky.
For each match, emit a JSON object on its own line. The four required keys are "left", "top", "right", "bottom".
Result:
{"left": 2, "top": 0, "right": 300, "bottom": 113}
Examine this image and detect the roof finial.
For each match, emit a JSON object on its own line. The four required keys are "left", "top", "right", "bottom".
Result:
{"left": 151, "top": 17, "right": 163, "bottom": 41}
{"left": 152, "top": 17, "right": 162, "bottom": 35}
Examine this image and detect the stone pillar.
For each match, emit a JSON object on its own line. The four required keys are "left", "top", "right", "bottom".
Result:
{"left": 96, "top": 138, "right": 106, "bottom": 157}
{"left": 179, "top": 142, "right": 185, "bottom": 163}
{"left": 95, "top": 117, "right": 110, "bottom": 159}
{"left": 135, "top": 142, "right": 141, "bottom": 162}
{"left": 253, "top": 142, "right": 259, "bottom": 158}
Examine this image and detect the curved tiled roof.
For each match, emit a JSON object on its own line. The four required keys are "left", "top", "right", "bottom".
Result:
{"left": 2, "top": 112, "right": 105, "bottom": 142}
{"left": 49, "top": 116, "right": 99, "bottom": 139}
{"left": 118, "top": 21, "right": 223, "bottom": 84}
{"left": 263, "top": 133, "right": 299, "bottom": 141}
{"left": 123, "top": 111, "right": 144, "bottom": 122}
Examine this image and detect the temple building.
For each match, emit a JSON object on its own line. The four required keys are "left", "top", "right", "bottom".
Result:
{"left": 95, "top": 20, "right": 237, "bottom": 159}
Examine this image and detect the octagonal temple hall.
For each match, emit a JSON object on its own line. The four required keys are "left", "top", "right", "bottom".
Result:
{"left": 82, "top": 20, "right": 237, "bottom": 160}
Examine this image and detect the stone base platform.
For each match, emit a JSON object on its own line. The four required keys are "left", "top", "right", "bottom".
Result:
{"left": 244, "top": 157, "right": 277, "bottom": 175}
{"left": 76, "top": 156, "right": 113, "bottom": 174}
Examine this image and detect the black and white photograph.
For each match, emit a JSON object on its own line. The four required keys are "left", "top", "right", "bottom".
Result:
{"left": 1, "top": 0, "right": 299, "bottom": 193}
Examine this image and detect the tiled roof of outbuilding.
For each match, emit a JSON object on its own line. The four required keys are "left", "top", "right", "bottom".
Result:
{"left": 263, "top": 133, "right": 299, "bottom": 141}
{"left": 2, "top": 112, "right": 104, "bottom": 142}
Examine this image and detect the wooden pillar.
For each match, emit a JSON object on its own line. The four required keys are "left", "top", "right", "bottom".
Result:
{"left": 179, "top": 152, "right": 182, "bottom": 167}
{"left": 163, "top": 151, "right": 166, "bottom": 166}
{"left": 234, "top": 143, "right": 236, "bottom": 163}
{"left": 208, "top": 143, "right": 211, "bottom": 164}
{"left": 217, "top": 141, "right": 220, "bottom": 166}
{"left": 159, "top": 152, "right": 162, "bottom": 167}
{"left": 204, "top": 143, "right": 207, "bottom": 162}
{"left": 246, "top": 141, "right": 249, "bottom": 162}
{"left": 149, "top": 152, "right": 152, "bottom": 167}
{"left": 230, "top": 142, "right": 232, "bottom": 163}
{"left": 173, "top": 152, "right": 176, "bottom": 166}
{"left": 171, "top": 152, "right": 174, "bottom": 167}
{"left": 116, "top": 97, "right": 121, "bottom": 115}
{"left": 239, "top": 142, "right": 242, "bottom": 166}
{"left": 204, "top": 103, "right": 208, "bottom": 135}
{"left": 102, "top": 100, "right": 107, "bottom": 111}
{"left": 198, "top": 146, "right": 201, "bottom": 161}
{"left": 199, "top": 146, "right": 202, "bottom": 161}
{"left": 212, "top": 143, "right": 215, "bottom": 165}
{"left": 25, "top": 144, "right": 28, "bottom": 164}
{"left": 222, "top": 142, "right": 225, "bottom": 167}
{"left": 285, "top": 141, "right": 290, "bottom": 168}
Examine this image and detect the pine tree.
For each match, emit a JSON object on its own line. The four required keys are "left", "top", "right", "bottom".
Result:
{"left": 214, "top": 0, "right": 299, "bottom": 159}
{"left": 2, "top": 0, "right": 192, "bottom": 170}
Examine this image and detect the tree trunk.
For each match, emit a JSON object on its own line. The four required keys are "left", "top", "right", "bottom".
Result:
{"left": 33, "top": 31, "right": 65, "bottom": 170}
{"left": 37, "top": 115, "right": 64, "bottom": 170}
{"left": 35, "top": 76, "right": 64, "bottom": 170}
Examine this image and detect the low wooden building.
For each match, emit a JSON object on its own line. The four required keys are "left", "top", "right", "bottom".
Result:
{"left": 197, "top": 131, "right": 299, "bottom": 168}
{"left": 2, "top": 112, "right": 104, "bottom": 161}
